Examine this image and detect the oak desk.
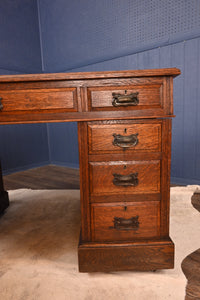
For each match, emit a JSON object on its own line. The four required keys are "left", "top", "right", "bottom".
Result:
{"left": 0, "top": 68, "right": 180, "bottom": 272}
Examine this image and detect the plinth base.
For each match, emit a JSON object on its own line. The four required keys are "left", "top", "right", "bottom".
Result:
{"left": 78, "top": 238, "right": 174, "bottom": 272}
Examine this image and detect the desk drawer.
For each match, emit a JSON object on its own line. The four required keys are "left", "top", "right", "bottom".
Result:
{"left": 0, "top": 88, "right": 77, "bottom": 112}
{"left": 88, "top": 84, "right": 162, "bottom": 111}
{"left": 88, "top": 122, "right": 161, "bottom": 154}
{"left": 89, "top": 160, "right": 160, "bottom": 196}
{"left": 91, "top": 201, "right": 160, "bottom": 242}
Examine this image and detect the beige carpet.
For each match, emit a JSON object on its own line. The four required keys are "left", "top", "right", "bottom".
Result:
{"left": 0, "top": 186, "right": 200, "bottom": 300}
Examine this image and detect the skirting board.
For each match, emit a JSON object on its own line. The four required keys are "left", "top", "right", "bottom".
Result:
{"left": 171, "top": 177, "right": 200, "bottom": 186}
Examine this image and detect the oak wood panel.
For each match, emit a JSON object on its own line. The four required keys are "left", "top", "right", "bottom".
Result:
{"left": 80, "top": 87, "right": 88, "bottom": 112}
{"left": 0, "top": 88, "right": 77, "bottom": 112}
{"left": 88, "top": 84, "right": 162, "bottom": 111}
{"left": 0, "top": 71, "right": 178, "bottom": 124}
{"left": 89, "top": 152, "right": 162, "bottom": 162}
{"left": 90, "top": 193, "right": 161, "bottom": 203}
{"left": 88, "top": 122, "right": 161, "bottom": 154}
{"left": 89, "top": 160, "right": 160, "bottom": 195}
{"left": 0, "top": 109, "right": 175, "bottom": 125}
{"left": 160, "top": 119, "right": 172, "bottom": 237}
{"left": 78, "top": 238, "right": 174, "bottom": 272}
{"left": 0, "top": 68, "right": 180, "bottom": 82}
{"left": 91, "top": 201, "right": 160, "bottom": 242}
{"left": 78, "top": 122, "right": 91, "bottom": 242}
{"left": 0, "top": 77, "right": 174, "bottom": 89}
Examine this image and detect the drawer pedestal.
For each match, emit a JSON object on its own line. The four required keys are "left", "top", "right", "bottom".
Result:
{"left": 79, "top": 117, "right": 175, "bottom": 272}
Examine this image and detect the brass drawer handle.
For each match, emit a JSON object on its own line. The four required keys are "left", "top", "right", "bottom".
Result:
{"left": 113, "top": 216, "right": 139, "bottom": 230}
{"left": 113, "top": 172, "right": 138, "bottom": 187}
{"left": 113, "top": 133, "right": 138, "bottom": 148}
{"left": 0, "top": 97, "right": 3, "bottom": 111}
{"left": 112, "top": 92, "right": 139, "bottom": 107}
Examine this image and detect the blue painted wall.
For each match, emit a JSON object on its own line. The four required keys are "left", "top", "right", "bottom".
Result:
{"left": 0, "top": 0, "right": 200, "bottom": 185}
{"left": 0, "top": 124, "right": 49, "bottom": 174}
{"left": 0, "top": 0, "right": 42, "bottom": 73}
{"left": 47, "top": 122, "right": 79, "bottom": 168}
{"left": 0, "top": 1, "right": 48, "bottom": 173}
{"left": 38, "top": 0, "right": 200, "bottom": 72}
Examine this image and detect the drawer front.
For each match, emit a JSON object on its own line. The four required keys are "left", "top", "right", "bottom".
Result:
{"left": 91, "top": 201, "right": 160, "bottom": 242}
{"left": 88, "top": 84, "right": 162, "bottom": 111}
{"left": 88, "top": 122, "right": 161, "bottom": 154}
{"left": 89, "top": 160, "right": 160, "bottom": 195}
{"left": 0, "top": 88, "right": 77, "bottom": 112}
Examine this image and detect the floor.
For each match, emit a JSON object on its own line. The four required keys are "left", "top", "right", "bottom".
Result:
{"left": 3, "top": 165, "right": 80, "bottom": 190}
{"left": 2, "top": 165, "right": 200, "bottom": 299}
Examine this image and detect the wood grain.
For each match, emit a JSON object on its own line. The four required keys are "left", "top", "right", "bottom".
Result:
{"left": 88, "top": 84, "right": 162, "bottom": 110}
{"left": 0, "top": 109, "right": 175, "bottom": 125}
{"left": 89, "top": 160, "right": 160, "bottom": 195}
{"left": 78, "top": 238, "right": 174, "bottom": 272}
{"left": 160, "top": 119, "right": 172, "bottom": 237}
{"left": 0, "top": 88, "right": 77, "bottom": 112}
{"left": 0, "top": 70, "right": 179, "bottom": 124}
{"left": 78, "top": 122, "right": 91, "bottom": 242}
{"left": 91, "top": 201, "right": 160, "bottom": 242}
{"left": 0, "top": 68, "right": 181, "bottom": 82}
{"left": 88, "top": 122, "right": 161, "bottom": 154}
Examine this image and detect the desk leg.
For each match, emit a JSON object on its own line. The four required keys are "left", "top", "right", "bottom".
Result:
{"left": 0, "top": 162, "right": 9, "bottom": 214}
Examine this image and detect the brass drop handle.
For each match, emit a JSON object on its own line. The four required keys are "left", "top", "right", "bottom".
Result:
{"left": 0, "top": 97, "right": 3, "bottom": 111}
{"left": 112, "top": 91, "right": 139, "bottom": 107}
{"left": 113, "top": 133, "right": 139, "bottom": 148}
{"left": 113, "top": 172, "right": 139, "bottom": 187}
{"left": 113, "top": 216, "right": 139, "bottom": 230}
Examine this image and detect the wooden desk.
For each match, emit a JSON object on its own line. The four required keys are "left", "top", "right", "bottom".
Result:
{"left": 0, "top": 68, "right": 180, "bottom": 272}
